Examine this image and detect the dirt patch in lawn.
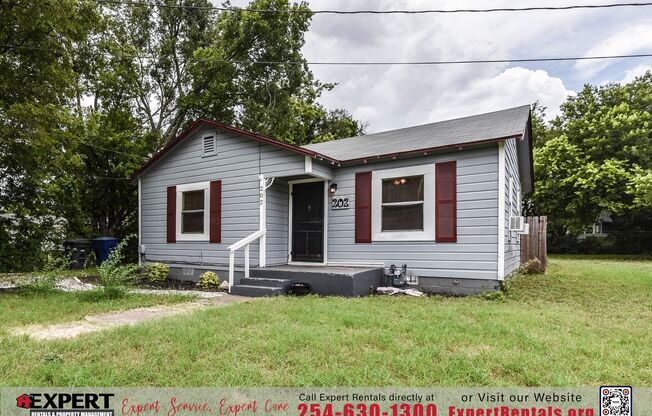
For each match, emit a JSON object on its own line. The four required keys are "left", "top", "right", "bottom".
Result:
{"left": 10, "top": 294, "right": 255, "bottom": 341}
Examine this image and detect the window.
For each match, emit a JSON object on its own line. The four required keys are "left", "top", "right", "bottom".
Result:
{"left": 176, "top": 182, "right": 210, "bottom": 241}
{"left": 202, "top": 134, "right": 217, "bottom": 157}
{"left": 181, "top": 190, "right": 205, "bottom": 234}
{"left": 381, "top": 175, "right": 424, "bottom": 231}
{"left": 372, "top": 165, "right": 434, "bottom": 241}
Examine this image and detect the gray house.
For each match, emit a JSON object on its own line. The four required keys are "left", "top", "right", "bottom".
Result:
{"left": 131, "top": 105, "right": 533, "bottom": 296}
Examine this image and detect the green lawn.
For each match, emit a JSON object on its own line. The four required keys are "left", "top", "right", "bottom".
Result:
{"left": 0, "top": 289, "right": 193, "bottom": 329}
{"left": 0, "top": 257, "right": 650, "bottom": 386}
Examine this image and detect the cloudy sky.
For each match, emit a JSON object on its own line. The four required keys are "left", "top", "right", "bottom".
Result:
{"left": 230, "top": 0, "right": 652, "bottom": 133}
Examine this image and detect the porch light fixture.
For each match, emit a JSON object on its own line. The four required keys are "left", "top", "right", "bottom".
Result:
{"left": 329, "top": 183, "right": 338, "bottom": 195}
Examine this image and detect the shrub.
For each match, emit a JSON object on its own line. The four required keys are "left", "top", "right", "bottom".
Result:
{"left": 95, "top": 235, "right": 139, "bottom": 299}
{"left": 519, "top": 258, "right": 543, "bottom": 274}
{"left": 146, "top": 262, "right": 169, "bottom": 283}
{"left": 0, "top": 214, "right": 66, "bottom": 273}
{"left": 20, "top": 275, "right": 58, "bottom": 295}
{"left": 198, "top": 271, "right": 220, "bottom": 289}
{"left": 481, "top": 290, "right": 505, "bottom": 301}
{"left": 20, "top": 252, "right": 72, "bottom": 294}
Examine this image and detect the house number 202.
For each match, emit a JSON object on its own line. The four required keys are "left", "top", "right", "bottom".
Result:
{"left": 331, "top": 196, "right": 350, "bottom": 210}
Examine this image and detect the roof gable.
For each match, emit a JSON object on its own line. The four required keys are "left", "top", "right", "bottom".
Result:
{"left": 130, "top": 119, "right": 337, "bottom": 181}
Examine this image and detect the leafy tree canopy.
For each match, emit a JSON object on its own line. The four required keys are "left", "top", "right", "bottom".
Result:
{"left": 531, "top": 72, "right": 652, "bottom": 235}
{"left": 0, "top": 0, "right": 365, "bottom": 271}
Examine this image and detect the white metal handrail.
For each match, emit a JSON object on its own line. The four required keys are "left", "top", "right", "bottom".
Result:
{"left": 227, "top": 229, "right": 266, "bottom": 292}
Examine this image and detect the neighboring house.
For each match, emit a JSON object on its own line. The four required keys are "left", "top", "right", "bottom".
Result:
{"left": 131, "top": 105, "right": 533, "bottom": 296}
{"left": 578, "top": 211, "right": 614, "bottom": 240}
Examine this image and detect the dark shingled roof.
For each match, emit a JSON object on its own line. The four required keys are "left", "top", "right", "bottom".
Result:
{"left": 303, "top": 105, "right": 531, "bottom": 161}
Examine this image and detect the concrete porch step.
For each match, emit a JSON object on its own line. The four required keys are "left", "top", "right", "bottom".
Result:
{"left": 249, "top": 265, "right": 385, "bottom": 296}
{"left": 230, "top": 285, "right": 285, "bottom": 297}
{"left": 239, "top": 277, "right": 291, "bottom": 289}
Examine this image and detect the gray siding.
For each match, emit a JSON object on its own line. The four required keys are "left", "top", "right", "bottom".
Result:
{"left": 266, "top": 181, "right": 289, "bottom": 266}
{"left": 310, "top": 158, "right": 335, "bottom": 179}
{"left": 503, "top": 137, "right": 522, "bottom": 276}
{"left": 326, "top": 146, "right": 500, "bottom": 280}
{"left": 140, "top": 126, "right": 305, "bottom": 269}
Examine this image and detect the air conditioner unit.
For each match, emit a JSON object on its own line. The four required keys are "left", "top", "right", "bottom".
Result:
{"left": 509, "top": 216, "right": 525, "bottom": 232}
{"left": 518, "top": 223, "right": 530, "bottom": 235}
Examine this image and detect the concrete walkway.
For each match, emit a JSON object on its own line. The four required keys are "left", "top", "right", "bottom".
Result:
{"left": 10, "top": 295, "right": 254, "bottom": 341}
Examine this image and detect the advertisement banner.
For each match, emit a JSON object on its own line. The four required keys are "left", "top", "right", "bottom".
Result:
{"left": 2, "top": 387, "right": 649, "bottom": 416}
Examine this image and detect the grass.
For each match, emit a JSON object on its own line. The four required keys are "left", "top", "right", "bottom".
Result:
{"left": 0, "top": 256, "right": 650, "bottom": 386}
{"left": 0, "top": 289, "right": 194, "bottom": 329}
{"left": 0, "top": 267, "right": 100, "bottom": 286}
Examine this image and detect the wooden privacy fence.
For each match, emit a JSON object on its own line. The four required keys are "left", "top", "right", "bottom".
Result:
{"left": 520, "top": 216, "right": 548, "bottom": 273}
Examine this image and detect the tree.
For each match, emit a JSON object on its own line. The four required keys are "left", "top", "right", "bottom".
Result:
{"left": 531, "top": 72, "right": 652, "bottom": 239}
{"left": 529, "top": 101, "right": 552, "bottom": 147}
{"left": 185, "top": 0, "right": 364, "bottom": 144}
{"left": 0, "top": 0, "right": 98, "bottom": 270}
{"left": 1, "top": 0, "right": 365, "bottom": 271}
{"left": 71, "top": 0, "right": 363, "bottom": 237}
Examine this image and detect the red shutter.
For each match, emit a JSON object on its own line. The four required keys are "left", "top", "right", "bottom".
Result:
{"left": 355, "top": 171, "right": 372, "bottom": 243}
{"left": 435, "top": 161, "right": 457, "bottom": 242}
{"left": 209, "top": 180, "right": 222, "bottom": 243}
{"left": 166, "top": 186, "right": 176, "bottom": 243}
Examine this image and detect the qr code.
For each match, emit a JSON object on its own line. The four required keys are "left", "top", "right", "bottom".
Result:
{"left": 600, "top": 386, "right": 632, "bottom": 416}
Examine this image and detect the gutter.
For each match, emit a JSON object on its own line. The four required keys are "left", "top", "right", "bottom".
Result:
{"left": 335, "top": 134, "right": 523, "bottom": 166}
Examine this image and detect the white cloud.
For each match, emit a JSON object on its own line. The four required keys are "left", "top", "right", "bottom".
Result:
{"left": 620, "top": 64, "right": 652, "bottom": 84}
{"left": 427, "top": 67, "right": 574, "bottom": 122}
{"left": 574, "top": 25, "right": 652, "bottom": 78}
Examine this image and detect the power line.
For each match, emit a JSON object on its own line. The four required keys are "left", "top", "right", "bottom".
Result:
{"left": 12, "top": 45, "right": 652, "bottom": 66}
{"left": 77, "top": 140, "right": 146, "bottom": 161}
{"left": 231, "top": 53, "right": 652, "bottom": 66}
{"left": 94, "top": 0, "right": 652, "bottom": 14}
{"left": 78, "top": 174, "right": 131, "bottom": 180}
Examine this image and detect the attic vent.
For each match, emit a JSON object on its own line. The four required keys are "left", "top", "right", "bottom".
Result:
{"left": 202, "top": 135, "right": 217, "bottom": 157}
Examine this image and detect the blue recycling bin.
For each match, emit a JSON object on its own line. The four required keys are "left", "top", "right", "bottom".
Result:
{"left": 91, "top": 237, "right": 119, "bottom": 265}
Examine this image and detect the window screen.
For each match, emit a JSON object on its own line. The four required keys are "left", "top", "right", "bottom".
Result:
{"left": 181, "top": 190, "right": 205, "bottom": 234}
{"left": 381, "top": 175, "right": 424, "bottom": 231}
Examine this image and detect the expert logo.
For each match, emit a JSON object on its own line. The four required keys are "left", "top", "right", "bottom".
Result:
{"left": 16, "top": 394, "right": 33, "bottom": 409}
{"left": 15, "top": 392, "right": 114, "bottom": 416}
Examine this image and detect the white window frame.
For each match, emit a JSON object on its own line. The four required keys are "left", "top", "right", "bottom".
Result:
{"left": 372, "top": 164, "right": 435, "bottom": 241}
{"left": 201, "top": 132, "right": 217, "bottom": 157}
{"left": 176, "top": 181, "right": 210, "bottom": 242}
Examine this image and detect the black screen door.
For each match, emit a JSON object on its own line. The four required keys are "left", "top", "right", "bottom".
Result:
{"left": 291, "top": 181, "right": 324, "bottom": 262}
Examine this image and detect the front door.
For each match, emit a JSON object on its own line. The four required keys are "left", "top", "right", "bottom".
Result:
{"left": 291, "top": 181, "right": 324, "bottom": 262}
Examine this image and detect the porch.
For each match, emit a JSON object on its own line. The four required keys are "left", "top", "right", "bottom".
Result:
{"left": 222, "top": 157, "right": 387, "bottom": 296}
{"left": 227, "top": 169, "right": 339, "bottom": 293}
{"left": 229, "top": 264, "right": 385, "bottom": 297}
